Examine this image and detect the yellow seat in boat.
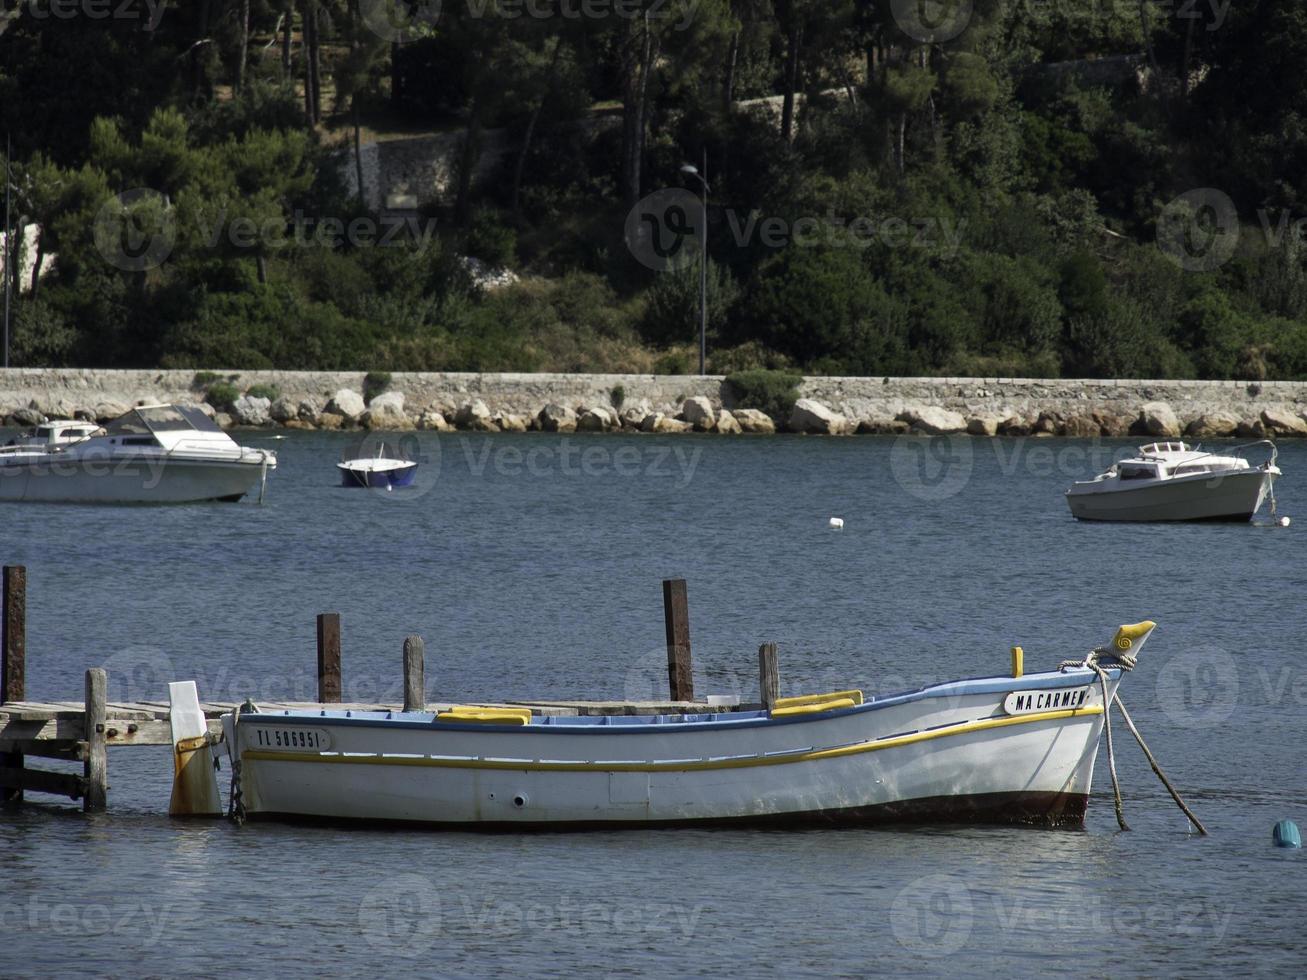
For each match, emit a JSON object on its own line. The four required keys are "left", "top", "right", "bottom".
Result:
{"left": 770, "top": 697, "right": 857, "bottom": 718}
{"left": 437, "top": 707, "right": 532, "bottom": 725}
{"left": 773, "top": 689, "right": 864, "bottom": 710}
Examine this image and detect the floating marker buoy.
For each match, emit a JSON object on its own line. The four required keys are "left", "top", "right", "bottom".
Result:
{"left": 829, "top": 517, "right": 844, "bottom": 529}
{"left": 1279, "top": 516, "right": 1291, "bottom": 527}
{"left": 1273, "top": 819, "right": 1301, "bottom": 848}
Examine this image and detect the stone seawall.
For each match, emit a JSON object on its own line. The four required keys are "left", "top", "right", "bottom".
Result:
{"left": 2, "top": 369, "right": 1307, "bottom": 438}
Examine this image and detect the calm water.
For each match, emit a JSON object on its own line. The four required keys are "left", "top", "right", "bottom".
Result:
{"left": 1, "top": 430, "right": 1304, "bottom": 977}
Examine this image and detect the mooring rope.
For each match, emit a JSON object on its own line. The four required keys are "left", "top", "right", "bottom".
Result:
{"left": 1090, "top": 661, "right": 1130, "bottom": 832}
{"left": 1112, "top": 695, "right": 1209, "bottom": 835}
{"left": 1062, "top": 643, "right": 1207, "bottom": 835}
{"left": 226, "top": 700, "right": 255, "bottom": 826}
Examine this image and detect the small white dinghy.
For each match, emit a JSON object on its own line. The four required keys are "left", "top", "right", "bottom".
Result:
{"left": 220, "top": 621, "right": 1158, "bottom": 830}
{"left": 337, "top": 443, "right": 418, "bottom": 489}
{"left": 1066, "top": 440, "right": 1280, "bottom": 522}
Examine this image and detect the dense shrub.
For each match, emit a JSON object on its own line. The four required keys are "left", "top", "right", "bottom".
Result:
{"left": 724, "top": 369, "right": 803, "bottom": 420}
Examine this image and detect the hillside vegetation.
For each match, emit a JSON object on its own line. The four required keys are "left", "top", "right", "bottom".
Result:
{"left": 2, "top": 3, "right": 1306, "bottom": 379}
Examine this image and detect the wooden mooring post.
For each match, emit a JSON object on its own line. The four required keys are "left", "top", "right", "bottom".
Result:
{"left": 662, "top": 579, "right": 694, "bottom": 702}
{"left": 84, "top": 668, "right": 107, "bottom": 812}
{"left": 317, "top": 612, "right": 342, "bottom": 703}
{"left": 2, "top": 565, "right": 26, "bottom": 803}
{"left": 759, "top": 642, "right": 780, "bottom": 711}
{"left": 403, "top": 635, "right": 425, "bottom": 713}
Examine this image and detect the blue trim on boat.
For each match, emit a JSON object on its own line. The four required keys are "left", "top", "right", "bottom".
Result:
{"left": 242, "top": 667, "right": 1113, "bottom": 734}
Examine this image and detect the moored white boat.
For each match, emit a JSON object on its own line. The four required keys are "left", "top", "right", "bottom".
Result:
{"left": 337, "top": 444, "right": 418, "bottom": 488}
{"left": 220, "top": 622, "right": 1158, "bottom": 830}
{"left": 0, "top": 404, "right": 275, "bottom": 503}
{"left": 1066, "top": 441, "right": 1279, "bottom": 522}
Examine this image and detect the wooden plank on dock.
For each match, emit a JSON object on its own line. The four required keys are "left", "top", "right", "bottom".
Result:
{"left": 0, "top": 765, "right": 86, "bottom": 800}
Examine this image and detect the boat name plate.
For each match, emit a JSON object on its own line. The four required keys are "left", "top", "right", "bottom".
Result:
{"left": 1002, "top": 687, "right": 1091, "bottom": 716}
{"left": 248, "top": 726, "right": 333, "bottom": 751}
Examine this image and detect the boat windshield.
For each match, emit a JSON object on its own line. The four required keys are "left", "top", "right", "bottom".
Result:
{"left": 105, "top": 405, "right": 221, "bottom": 436}
{"left": 1118, "top": 465, "right": 1157, "bottom": 480}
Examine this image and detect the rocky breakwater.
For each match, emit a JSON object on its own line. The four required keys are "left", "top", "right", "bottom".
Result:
{"left": 3, "top": 371, "right": 1307, "bottom": 439}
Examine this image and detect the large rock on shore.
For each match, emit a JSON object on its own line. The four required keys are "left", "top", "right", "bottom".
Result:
{"left": 790, "top": 398, "right": 847, "bottom": 434}
{"left": 1139, "top": 401, "right": 1181, "bottom": 438}
{"left": 7, "top": 407, "right": 45, "bottom": 427}
{"left": 577, "top": 405, "right": 620, "bottom": 432}
{"left": 901, "top": 406, "right": 967, "bottom": 434}
{"left": 1261, "top": 407, "right": 1307, "bottom": 436}
{"left": 362, "top": 391, "right": 413, "bottom": 430}
{"left": 681, "top": 396, "right": 717, "bottom": 432}
{"left": 732, "top": 409, "right": 776, "bottom": 434}
{"left": 418, "top": 408, "right": 453, "bottom": 431}
{"left": 455, "top": 400, "right": 495, "bottom": 431}
{"left": 270, "top": 396, "right": 298, "bottom": 423}
{"left": 715, "top": 409, "right": 742, "bottom": 434}
{"left": 316, "top": 412, "right": 345, "bottom": 431}
{"left": 493, "top": 413, "right": 528, "bottom": 433}
{"left": 538, "top": 403, "right": 577, "bottom": 433}
{"left": 297, "top": 397, "right": 322, "bottom": 422}
{"left": 326, "top": 388, "right": 366, "bottom": 421}
{"left": 1061, "top": 415, "right": 1100, "bottom": 438}
{"left": 1186, "top": 411, "right": 1240, "bottom": 438}
{"left": 966, "top": 416, "right": 1000, "bottom": 437}
{"left": 230, "top": 395, "right": 271, "bottom": 426}
{"left": 620, "top": 406, "right": 648, "bottom": 430}
{"left": 93, "top": 401, "right": 130, "bottom": 424}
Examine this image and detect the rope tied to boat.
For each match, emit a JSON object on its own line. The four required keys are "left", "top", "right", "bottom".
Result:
{"left": 226, "top": 699, "right": 257, "bottom": 826}
{"left": 1059, "top": 645, "right": 1208, "bottom": 835}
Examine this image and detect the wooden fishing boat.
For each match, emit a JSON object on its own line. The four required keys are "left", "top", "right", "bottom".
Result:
{"left": 219, "top": 622, "right": 1157, "bottom": 830}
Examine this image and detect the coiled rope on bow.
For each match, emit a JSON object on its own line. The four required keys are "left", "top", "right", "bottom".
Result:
{"left": 1061, "top": 641, "right": 1208, "bottom": 835}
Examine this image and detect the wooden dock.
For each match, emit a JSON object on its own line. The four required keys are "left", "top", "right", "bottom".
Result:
{"left": 0, "top": 565, "right": 752, "bottom": 814}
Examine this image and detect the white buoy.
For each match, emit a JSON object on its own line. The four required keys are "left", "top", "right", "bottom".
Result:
{"left": 1279, "top": 516, "right": 1291, "bottom": 527}
{"left": 829, "top": 517, "right": 844, "bottom": 529}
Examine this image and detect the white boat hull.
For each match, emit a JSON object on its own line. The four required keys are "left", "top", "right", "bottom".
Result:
{"left": 224, "top": 670, "right": 1117, "bottom": 829}
{"left": 0, "top": 453, "right": 270, "bottom": 503}
{"left": 1067, "top": 468, "right": 1274, "bottom": 522}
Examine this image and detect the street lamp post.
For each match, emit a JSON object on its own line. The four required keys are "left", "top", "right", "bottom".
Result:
{"left": 680, "top": 152, "right": 709, "bottom": 376}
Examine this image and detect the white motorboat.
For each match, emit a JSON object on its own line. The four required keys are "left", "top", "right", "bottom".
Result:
{"left": 1066, "top": 440, "right": 1279, "bottom": 522}
{"left": 0, "top": 404, "right": 276, "bottom": 503}
{"left": 218, "top": 621, "right": 1158, "bottom": 830}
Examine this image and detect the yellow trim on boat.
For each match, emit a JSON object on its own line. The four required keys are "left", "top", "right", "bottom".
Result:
{"left": 770, "top": 697, "right": 857, "bottom": 717}
{"left": 437, "top": 707, "right": 532, "bottom": 725}
{"left": 243, "top": 705, "right": 1103, "bottom": 774}
{"left": 772, "top": 690, "right": 864, "bottom": 709}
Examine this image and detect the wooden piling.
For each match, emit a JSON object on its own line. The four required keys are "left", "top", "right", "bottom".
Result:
{"left": 662, "top": 579, "right": 694, "bottom": 702}
{"left": 316, "top": 613, "right": 341, "bottom": 703}
{"left": 2, "top": 565, "right": 25, "bottom": 704}
{"left": 83, "top": 668, "right": 107, "bottom": 812}
{"left": 403, "top": 635, "right": 425, "bottom": 713}
{"left": 758, "top": 642, "right": 780, "bottom": 711}
{"left": 1, "top": 566, "right": 25, "bottom": 803}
